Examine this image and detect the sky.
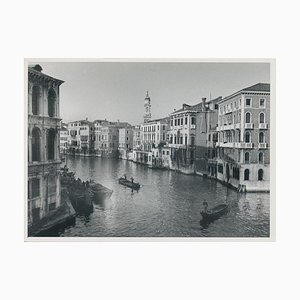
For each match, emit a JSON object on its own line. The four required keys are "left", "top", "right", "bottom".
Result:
{"left": 35, "top": 61, "right": 270, "bottom": 125}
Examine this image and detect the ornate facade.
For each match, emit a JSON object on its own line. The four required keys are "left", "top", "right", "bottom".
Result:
{"left": 27, "top": 65, "right": 64, "bottom": 226}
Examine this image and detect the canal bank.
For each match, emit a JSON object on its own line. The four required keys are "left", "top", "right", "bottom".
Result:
{"left": 47, "top": 156, "right": 270, "bottom": 237}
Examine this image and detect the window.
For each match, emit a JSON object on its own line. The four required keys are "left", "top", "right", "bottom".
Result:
{"left": 185, "top": 117, "right": 188, "bottom": 125}
{"left": 244, "top": 169, "right": 250, "bottom": 180}
{"left": 191, "top": 117, "right": 196, "bottom": 125}
{"left": 244, "top": 152, "right": 250, "bottom": 163}
{"left": 208, "top": 134, "right": 211, "bottom": 142}
{"left": 181, "top": 118, "right": 183, "bottom": 125}
{"left": 258, "top": 169, "right": 263, "bottom": 181}
{"left": 245, "top": 112, "right": 251, "bottom": 123}
{"left": 259, "top": 132, "right": 264, "bottom": 143}
{"left": 259, "top": 113, "right": 265, "bottom": 123}
{"left": 218, "top": 164, "right": 223, "bottom": 174}
{"left": 245, "top": 98, "right": 251, "bottom": 107}
{"left": 48, "top": 88, "right": 56, "bottom": 117}
{"left": 31, "top": 178, "right": 40, "bottom": 198}
{"left": 259, "top": 152, "right": 264, "bottom": 164}
{"left": 170, "top": 136, "right": 173, "bottom": 144}
{"left": 245, "top": 131, "right": 251, "bottom": 143}
{"left": 47, "top": 129, "right": 56, "bottom": 160}
{"left": 185, "top": 136, "right": 187, "bottom": 145}
{"left": 174, "top": 136, "right": 177, "bottom": 144}
{"left": 49, "top": 203, "right": 56, "bottom": 211}
{"left": 171, "top": 120, "right": 173, "bottom": 126}
{"left": 259, "top": 98, "right": 266, "bottom": 108}
{"left": 32, "top": 127, "right": 41, "bottom": 162}
{"left": 167, "top": 151, "right": 169, "bottom": 155}
{"left": 48, "top": 175, "right": 56, "bottom": 194}
{"left": 191, "top": 136, "right": 195, "bottom": 145}
{"left": 180, "top": 136, "right": 183, "bottom": 144}
{"left": 32, "top": 86, "right": 40, "bottom": 115}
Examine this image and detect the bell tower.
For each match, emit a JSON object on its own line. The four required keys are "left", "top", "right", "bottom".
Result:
{"left": 143, "top": 91, "right": 151, "bottom": 123}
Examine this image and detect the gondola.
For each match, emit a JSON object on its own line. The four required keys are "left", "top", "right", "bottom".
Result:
{"left": 200, "top": 204, "right": 228, "bottom": 221}
{"left": 118, "top": 177, "right": 140, "bottom": 190}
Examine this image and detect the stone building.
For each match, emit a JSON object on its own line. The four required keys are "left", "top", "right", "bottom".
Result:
{"left": 133, "top": 125, "right": 142, "bottom": 151}
{"left": 67, "top": 119, "right": 95, "bottom": 156}
{"left": 139, "top": 117, "right": 169, "bottom": 166}
{"left": 167, "top": 102, "right": 202, "bottom": 173}
{"left": 118, "top": 126, "right": 134, "bottom": 159}
{"left": 194, "top": 97, "right": 222, "bottom": 177}
{"left": 216, "top": 83, "right": 270, "bottom": 191}
{"left": 59, "top": 122, "right": 68, "bottom": 156}
{"left": 27, "top": 64, "right": 64, "bottom": 225}
{"left": 94, "top": 123, "right": 119, "bottom": 157}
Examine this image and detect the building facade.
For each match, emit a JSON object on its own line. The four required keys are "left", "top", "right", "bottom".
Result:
{"left": 216, "top": 83, "right": 270, "bottom": 191}
{"left": 167, "top": 103, "right": 201, "bottom": 173}
{"left": 27, "top": 64, "right": 64, "bottom": 226}
{"left": 118, "top": 126, "right": 134, "bottom": 159}
{"left": 67, "top": 119, "right": 95, "bottom": 155}
{"left": 60, "top": 122, "right": 68, "bottom": 156}
{"left": 194, "top": 97, "right": 221, "bottom": 177}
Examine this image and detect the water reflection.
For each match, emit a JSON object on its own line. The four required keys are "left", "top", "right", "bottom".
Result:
{"left": 57, "top": 156, "right": 270, "bottom": 237}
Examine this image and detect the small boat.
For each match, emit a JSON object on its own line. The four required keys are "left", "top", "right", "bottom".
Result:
{"left": 200, "top": 204, "right": 228, "bottom": 221}
{"left": 118, "top": 177, "right": 140, "bottom": 190}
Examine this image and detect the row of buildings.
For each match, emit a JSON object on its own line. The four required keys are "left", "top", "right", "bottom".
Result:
{"left": 61, "top": 83, "right": 270, "bottom": 192}
{"left": 27, "top": 64, "right": 270, "bottom": 232}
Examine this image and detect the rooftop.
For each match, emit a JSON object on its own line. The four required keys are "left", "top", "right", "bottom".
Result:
{"left": 28, "top": 64, "right": 64, "bottom": 85}
{"left": 241, "top": 83, "right": 270, "bottom": 93}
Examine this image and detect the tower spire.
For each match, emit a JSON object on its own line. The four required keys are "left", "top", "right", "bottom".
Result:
{"left": 143, "top": 91, "right": 151, "bottom": 123}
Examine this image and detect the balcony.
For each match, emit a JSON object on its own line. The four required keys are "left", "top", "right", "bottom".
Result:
{"left": 223, "top": 124, "right": 234, "bottom": 130}
{"left": 235, "top": 142, "right": 254, "bottom": 149}
{"left": 190, "top": 124, "right": 196, "bottom": 129}
{"left": 258, "top": 143, "right": 268, "bottom": 149}
{"left": 259, "top": 123, "right": 268, "bottom": 129}
{"left": 217, "top": 142, "right": 235, "bottom": 148}
{"left": 245, "top": 123, "right": 254, "bottom": 129}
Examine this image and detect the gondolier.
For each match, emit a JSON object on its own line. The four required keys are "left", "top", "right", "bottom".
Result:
{"left": 203, "top": 200, "right": 208, "bottom": 213}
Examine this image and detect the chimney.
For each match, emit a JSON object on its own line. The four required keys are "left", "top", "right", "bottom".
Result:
{"left": 202, "top": 98, "right": 206, "bottom": 112}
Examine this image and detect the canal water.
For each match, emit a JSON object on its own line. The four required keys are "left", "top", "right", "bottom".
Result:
{"left": 58, "top": 156, "right": 270, "bottom": 237}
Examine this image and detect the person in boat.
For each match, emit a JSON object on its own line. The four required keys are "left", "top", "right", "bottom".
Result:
{"left": 123, "top": 174, "right": 127, "bottom": 180}
{"left": 131, "top": 177, "right": 134, "bottom": 184}
{"left": 203, "top": 200, "right": 208, "bottom": 213}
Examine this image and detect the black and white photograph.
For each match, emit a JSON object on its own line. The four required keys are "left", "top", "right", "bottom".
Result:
{"left": 4, "top": 1, "right": 300, "bottom": 300}
{"left": 26, "top": 60, "right": 274, "bottom": 239}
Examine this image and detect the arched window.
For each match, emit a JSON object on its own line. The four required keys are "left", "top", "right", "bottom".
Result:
{"left": 47, "top": 129, "right": 56, "bottom": 160}
{"left": 259, "top": 152, "right": 264, "bottom": 164}
{"left": 245, "top": 131, "right": 251, "bottom": 143}
{"left": 258, "top": 169, "right": 263, "bottom": 181}
{"left": 244, "top": 169, "right": 250, "bottom": 181}
{"left": 245, "top": 112, "right": 251, "bottom": 123}
{"left": 32, "top": 86, "right": 40, "bottom": 115}
{"left": 259, "top": 112, "right": 265, "bottom": 124}
{"left": 244, "top": 152, "right": 250, "bottom": 163}
{"left": 48, "top": 88, "right": 56, "bottom": 118}
{"left": 259, "top": 132, "right": 264, "bottom": 143}
{"left": 32, "top": 127, "right": 41, "bottom": 162}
